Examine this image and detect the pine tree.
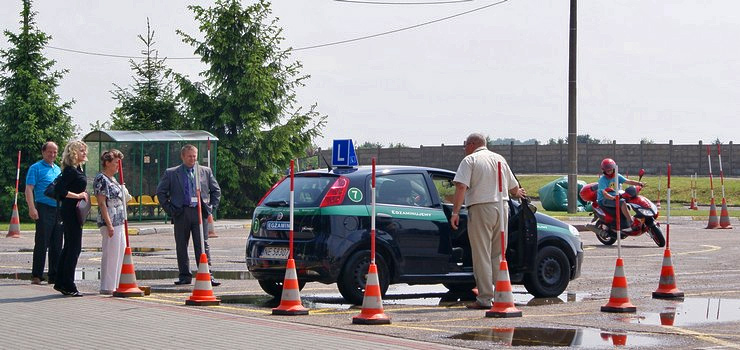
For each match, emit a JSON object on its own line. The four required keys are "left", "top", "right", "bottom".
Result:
{"left": 110, "top": 18, "right": 183, "bottom": 130}
{"left": 176, "top": 0, "right": 325, "bottom": 216}
{"left": 0, "top": 0, "right": 75, "bottom": 219}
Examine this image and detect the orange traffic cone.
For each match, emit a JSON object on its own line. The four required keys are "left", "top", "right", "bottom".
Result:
{"left": 486, "top": 260, "right": 522, "bottom": 318}
{"left": 186, "top": 253, "right": 220, "bottom": 306}
{"left": 113, "top": 247, "right": 144, "bottom": 297}
{"left": 706, "top": 198, "right": 719, "bottom": 229}
{"left": 601, "top": 258, "right": 636, "bottom": 313}
{"left": 652, "top": 248, "right": 684, "bottom": 299}
{"left": 719, "top": 198, "right": 733, "bottom": 229}
{"left": 660, "top": 310, "right": 676, "bottom": 326}
{"left": 6, "top": 203, "right": 21, "bottom": 238}
{"left": 689, "top": 197, "right": 698, "bottom": 210}
{"left": 352, "top": 263, "right": 390, "bottom": 324}
{"left": 207, "top": 214, "right": 218, "bottom": 238}
{"left": 272, "top": 258, "right": 308, "bottom": 315}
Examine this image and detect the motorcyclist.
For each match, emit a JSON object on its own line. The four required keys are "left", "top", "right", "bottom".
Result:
{"left": 597, "top": 158, "right": 644, "bottom": 230}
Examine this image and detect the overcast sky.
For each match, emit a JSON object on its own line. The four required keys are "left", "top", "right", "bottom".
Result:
{"left": 1, "top": 0, "right": 738, "bottom": 148}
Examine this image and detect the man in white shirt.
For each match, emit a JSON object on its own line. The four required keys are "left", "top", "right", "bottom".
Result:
{"left": 450, "top": 133, "right": 525, "bottom": 309}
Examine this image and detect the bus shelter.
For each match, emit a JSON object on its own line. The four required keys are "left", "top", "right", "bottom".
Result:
{"left": 82, "top": 130, "right": 219, "bottom": 222}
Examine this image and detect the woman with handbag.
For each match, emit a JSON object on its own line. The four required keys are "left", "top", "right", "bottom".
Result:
{"left": 93, "top": 149, "right": 128, "bottom": 294}
{"left": 53, "top": 140, "right": 89, "bottom": 297}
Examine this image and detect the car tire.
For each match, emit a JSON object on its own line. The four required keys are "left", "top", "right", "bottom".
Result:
{"left": 337, "top": 250, "right": 390, "bottom": 305}
{"left": 258, "top": 279, "right": 307, "bottom": 299}
{"left": 523, "top": 246, "right": 571, "bottom": 298}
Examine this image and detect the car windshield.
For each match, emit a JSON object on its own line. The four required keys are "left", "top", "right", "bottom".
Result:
{"left": 261, "top": 175, "right": 335, "bottom": 207}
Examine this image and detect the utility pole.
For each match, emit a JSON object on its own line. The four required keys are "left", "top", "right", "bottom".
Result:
{"left": 567, "top": 0, "right": 578, "bottom": 213}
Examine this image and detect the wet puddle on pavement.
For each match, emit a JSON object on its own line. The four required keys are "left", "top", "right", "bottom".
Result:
{"left": 81, "top": 247, "right": 170, "bottom": 256}
{"left": 233, "top": 284, "right": 592, "bottom": 310}
{"left": 622, "top": 298, "right": 740, "bottom": 326}
{"left": 449, "top": 327, "right": 660, "bottom": 347}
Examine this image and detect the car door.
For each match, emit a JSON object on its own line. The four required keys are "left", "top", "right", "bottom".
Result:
{"left": 429, "top": 171, "right": 471, "bottom": 268}
{"left": 374, "top": 172, "right": 449, "bottom": 275}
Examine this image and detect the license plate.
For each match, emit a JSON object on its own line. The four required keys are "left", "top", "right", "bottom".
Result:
{"left": 266, "top": 221, "right": 291, "bottom": 230}
{"left": 260, "top": 246, "right": 289, "bottom": 259}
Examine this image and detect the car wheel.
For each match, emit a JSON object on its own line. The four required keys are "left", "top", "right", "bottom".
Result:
{"left": 258, "top": 279, "right": 307, "bottom": 299}
{"left": 523, "top": 246, "right": 571, "bottom": 298}
{"left": 337, "top": 250, "right": 390, "bottom": 305}
{"left": 443, "top": 282, "right": 476, "bottom": 293}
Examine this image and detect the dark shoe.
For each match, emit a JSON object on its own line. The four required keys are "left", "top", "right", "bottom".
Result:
{"left": 465, "top": 302, "right": 490, "bottom": 310}
{"left": 210, "top": 279, "right": 221, "bottom": 287}
{"left": 53, "top": 285, "right": 72, "bottom": 296}
{"left": 31, "top": 277, "right": 42, "bottom": 285}
{"left": 68, "top": 291, "right": 83, "bottom": 297}
{"left": 174, "top": 279, "right": 192, "bottom": 285}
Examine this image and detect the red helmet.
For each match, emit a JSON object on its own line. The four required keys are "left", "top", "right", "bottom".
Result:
{"left": 601, "top": 158, "right": 616, "bottom": 178}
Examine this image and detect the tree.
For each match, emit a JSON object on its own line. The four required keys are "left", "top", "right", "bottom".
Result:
{"left": 176, "top": 0, "right": 325, "bottom": 217}
{"left": 357, "top": 141, "right": 384, "bottom": 149}
{"left": 0, "top": 0, "right": 75, "bottom": 219}
{"left": 109, "top": 18, "right": 183, "bottom": 130}
{"left": 576, "top": 134, "right": 601, "bottom": 144}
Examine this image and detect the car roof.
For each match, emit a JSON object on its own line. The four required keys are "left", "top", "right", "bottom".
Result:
{"left": 298, "top": 165, "right": 455, "bottom": 178}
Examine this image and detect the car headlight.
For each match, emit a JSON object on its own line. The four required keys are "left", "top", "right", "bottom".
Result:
{"left": 638, "top": 208, "right": 654, "bottom": 216}
{"left": 568, "top": 224, "right": 580, "bottom": 237}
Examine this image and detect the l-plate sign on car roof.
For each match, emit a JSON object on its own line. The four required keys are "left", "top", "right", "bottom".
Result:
{"left": 332, "top": 139, "right": 358, "bottom": 167}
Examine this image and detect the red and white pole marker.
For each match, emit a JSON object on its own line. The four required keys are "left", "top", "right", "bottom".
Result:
{"left": 486, "top": 161, "right": 522, "bottom": 318}
{"left": 656, "top": 170, "right": 662, "bottom": 210}
{"left": 706, "top": 146, "right": 720, "bottom": 229}
{"left": 601, "top": 164, "right": 637, "bottom": 313}
{"left": 615, "top": 165, "right": 622, "bottom": 259}
{"left": 689, "top": 173, "right": 698, "bottom": 210}
{"left": 653, "top": 163, "right": 684, "bottom": 299}
{"left": 185, "top": 161, "right": 220, "bottom": 306}
{"left": 113, "top": 158, "right": 145, "bottom": 297}
{"left": 353, "top": 157, "right": 391, "bottom": 324}
{"left": 273, "top": 160, "right": 307, "bottom": 314}
{"left": 6, "top": 151, "right": 22, "bottom": 238}
{"left": 717, "top": 144, "right": 733, "bottom": 229}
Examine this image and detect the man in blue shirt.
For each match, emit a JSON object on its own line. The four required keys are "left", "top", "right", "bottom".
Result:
{"left": 24, "top": 141, "right": 63, "bottom": 285}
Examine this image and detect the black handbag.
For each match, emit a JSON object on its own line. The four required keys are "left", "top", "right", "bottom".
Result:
{"left": 44, "top": 175, "right": 63, "bottom": 201}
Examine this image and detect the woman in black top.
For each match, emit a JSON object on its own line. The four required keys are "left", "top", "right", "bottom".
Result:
{"left": 53, "top": 140, "right": 89, "bottom": 297}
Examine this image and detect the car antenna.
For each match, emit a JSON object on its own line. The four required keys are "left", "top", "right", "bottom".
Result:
{"left": 320, "top": 152, "right": 333, "bottom": 172}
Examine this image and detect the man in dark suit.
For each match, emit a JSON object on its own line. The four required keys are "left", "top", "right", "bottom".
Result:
{"left": 156, "top": 144, "right": 222, "bottom": 286}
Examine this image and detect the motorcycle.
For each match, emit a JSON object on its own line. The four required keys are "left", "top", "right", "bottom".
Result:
{"left": 579, "top": 169, "right": 666, "bottom": 247}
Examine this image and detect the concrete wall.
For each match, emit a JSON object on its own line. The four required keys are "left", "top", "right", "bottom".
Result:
{"left": 318, "top": 141, "right": 737, "bottom": 176}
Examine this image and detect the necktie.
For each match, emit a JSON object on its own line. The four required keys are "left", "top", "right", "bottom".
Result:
{"left": 188, "top": 169, "right": 196, "bottom": 206}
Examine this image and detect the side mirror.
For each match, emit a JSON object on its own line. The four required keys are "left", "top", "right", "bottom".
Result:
{"left": 638, "top": 168, "right": 645, "bottom": 181}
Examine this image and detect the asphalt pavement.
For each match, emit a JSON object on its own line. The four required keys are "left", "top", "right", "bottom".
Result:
{"left": 3, "top": 216, "right": 740, "bottom": 349}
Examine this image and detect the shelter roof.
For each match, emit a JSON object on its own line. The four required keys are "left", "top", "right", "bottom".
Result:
{"left": 83, "top": 130, "right": 218, "bottom": 143}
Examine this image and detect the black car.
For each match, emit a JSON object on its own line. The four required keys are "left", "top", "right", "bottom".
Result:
{"left": 246, "top": 165, "right": 583, "bottom": 305}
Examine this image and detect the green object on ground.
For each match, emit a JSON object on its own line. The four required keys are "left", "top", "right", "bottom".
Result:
{"left": 538, "top": 176, "right": 590, "bottom": 212}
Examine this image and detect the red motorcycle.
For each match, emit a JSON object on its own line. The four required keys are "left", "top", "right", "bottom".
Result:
{"left": 579, "top": 169, "right": 665, "bottom": 247}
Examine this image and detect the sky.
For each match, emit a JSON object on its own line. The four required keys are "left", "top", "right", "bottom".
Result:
{"left": 1, "top": 0, "right": 738, "bottom": 149}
